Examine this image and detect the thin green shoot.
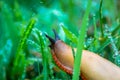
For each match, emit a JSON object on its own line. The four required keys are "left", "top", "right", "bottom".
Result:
{"left": 72, "top": 0, "right": 92, "bottom": 80}
{"left": 99, "top": 0, "right": 104, "bottom": 38}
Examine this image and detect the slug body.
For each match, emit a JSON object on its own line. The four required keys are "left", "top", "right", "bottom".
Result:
{"left": 51, "top": 40, "right": 86, "bottom": 80}
{"left": 46, "top": 32, "right": 120, "bottom": 80}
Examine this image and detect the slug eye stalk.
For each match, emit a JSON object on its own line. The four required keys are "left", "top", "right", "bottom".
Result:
{"left": 45, "top": 34, "right": 55, "bottom": 45}
{"left": 53, "top": 29, "right": 60, "bottom": 41}
{"left": 45, "top": 30, "right": 60, "bottom": 48}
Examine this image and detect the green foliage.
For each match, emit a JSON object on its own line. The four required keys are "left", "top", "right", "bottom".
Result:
{"left": 0, "top": 0, "right": 120, "bottom": 80}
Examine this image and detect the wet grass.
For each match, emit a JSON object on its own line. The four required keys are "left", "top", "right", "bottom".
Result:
{"left": 0, "top": 0, "right": 120, "bottom": 80}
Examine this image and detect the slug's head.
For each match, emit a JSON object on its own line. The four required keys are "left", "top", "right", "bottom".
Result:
{"left": 45, "top": 30, "right": 74, "bottom": 69}
{"left": 45, "top": 30, "right": 60, "bottom": 49}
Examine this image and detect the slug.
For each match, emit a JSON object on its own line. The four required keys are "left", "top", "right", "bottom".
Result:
{"left": 45, "top": 31, "right": 120, "bottom": 80}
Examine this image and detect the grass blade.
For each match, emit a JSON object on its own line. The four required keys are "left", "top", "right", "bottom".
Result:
{"left": 12, "top": 18, "right": 36, "bottom": 79}
{"left": 72, "top": 0, "right": 92, "bottom": 80}
{"left": 112, "top": 24, "right": 120, "bottom": 36}
{"left": 96, "top": 39, "right": 110, "bottom": 53}
{"left": 36, "top": 30, "right": 49, "bottom": 80}
{"left": 99, "top": 0, "right": 104, "bottom": 38}
{"left": 61, "top": 26, "right": 78, "bottom": 44}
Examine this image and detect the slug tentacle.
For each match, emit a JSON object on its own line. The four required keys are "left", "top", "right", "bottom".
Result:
{"left": 53, "top": 29, "right": 60, "bottom": 41}
{"left": 45, "top": 34, "right": 55, "bottom": 44}
{"left": 45, "top": 34, "right": 55, "bottom": 48}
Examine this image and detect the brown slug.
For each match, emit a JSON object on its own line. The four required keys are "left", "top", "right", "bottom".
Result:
{"left": 45, "top": 31, "right": 120, "bottom": 80}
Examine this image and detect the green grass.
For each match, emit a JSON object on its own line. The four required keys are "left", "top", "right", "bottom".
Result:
{"left": 35, "top": 29, "right": 49, "bottom": 80}
{"left": 72, "top": 0, "right": 92, "bottom": 80}
{"left": 0, "top": 0, "right": 120, "bottom": 80}
{"left": 12, "top": 18, "right": 36, "bottom": 79}
{"left": 99, "top": 0, "right": 104, "bottom": 38}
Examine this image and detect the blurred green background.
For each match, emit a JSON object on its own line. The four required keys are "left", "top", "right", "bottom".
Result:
{"left": 0, "top": 0, "right": 120, "bottom": 80}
